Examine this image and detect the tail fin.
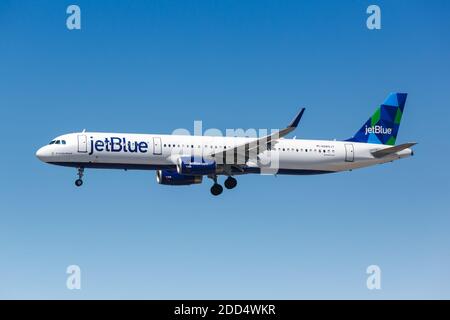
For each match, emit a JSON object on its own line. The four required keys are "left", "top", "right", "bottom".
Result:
{"left": 346, "top": 93, "right": 407, "bottom": 145}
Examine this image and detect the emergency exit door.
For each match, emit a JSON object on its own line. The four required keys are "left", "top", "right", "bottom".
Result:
{"left": 344, "top": 143, "right": 354, "bottom": 162}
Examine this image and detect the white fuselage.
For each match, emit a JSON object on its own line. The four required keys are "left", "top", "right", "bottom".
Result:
{"left": 36, "top": 132, "right": 413, "bottom": 175}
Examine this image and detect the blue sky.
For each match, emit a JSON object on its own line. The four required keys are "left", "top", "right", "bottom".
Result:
{"left": 0, "top": 0, "right": 449, "bottom": 299}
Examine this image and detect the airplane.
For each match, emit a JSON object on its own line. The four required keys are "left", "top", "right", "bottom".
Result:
{"left": 36, "top": 93, "right": 415, "bottom": 196}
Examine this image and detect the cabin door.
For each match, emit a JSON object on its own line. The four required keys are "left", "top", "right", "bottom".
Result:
{"left": 344, "top": 143, "right": 354, "bottom": 162}
{"left": 153, "top": 137, "right": 162, "bottom": 155}
{"left": 77, "top": 135, "right": 87, "bottom": 153}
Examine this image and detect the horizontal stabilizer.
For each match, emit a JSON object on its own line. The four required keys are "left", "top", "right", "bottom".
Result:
{"left": 371, "top": 142, "right": 417, "bottom": 158}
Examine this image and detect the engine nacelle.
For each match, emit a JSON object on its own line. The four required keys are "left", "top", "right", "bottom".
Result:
{"left": 156, "top": 170, "right": 202, "bottom": 185}
{"left": 176, "top": 156, "right": 216, "bottom": 175}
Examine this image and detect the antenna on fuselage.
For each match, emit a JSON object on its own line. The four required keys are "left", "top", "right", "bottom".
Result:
{"left": 82, "top": 129, "right": 86, "bottom": 133}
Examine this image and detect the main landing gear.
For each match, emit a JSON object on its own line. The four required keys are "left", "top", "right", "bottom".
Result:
{"left": 75, "top": 167, "right": 84, "bottom": 187}
{"left": 224, "top": 176, "right": 237, "bottom": 190}
{"left": 209, "top": 176, "right": 237, "bottom": 196}
{"left": 210, "top": 183, "right": 223, "bottom": 196}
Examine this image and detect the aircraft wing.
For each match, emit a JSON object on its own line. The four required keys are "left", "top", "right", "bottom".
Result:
{"left": 371, "top": 142, "right": 417, "bottom": 158}
{"left": 209, "top": 108, "right": 305, "bottom": 164}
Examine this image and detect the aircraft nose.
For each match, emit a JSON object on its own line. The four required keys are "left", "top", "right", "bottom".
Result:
{"left": 36, "top": 146, "right": 49, "bottom": 162}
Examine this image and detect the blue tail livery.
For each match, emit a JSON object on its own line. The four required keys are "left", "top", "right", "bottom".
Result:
{"left": 347, "top": 92, "right": 407, "bottom": 145}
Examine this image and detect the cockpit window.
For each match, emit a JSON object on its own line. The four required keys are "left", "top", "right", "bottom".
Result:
{"left": 48, "top": 139, "right": 66, "bottom": 145}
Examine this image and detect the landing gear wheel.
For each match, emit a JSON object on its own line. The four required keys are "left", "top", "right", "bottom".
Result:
{"left": 210, "top": 183, "right": 223, "bottom": 196}
{"left": 224, "top": 177, "right": 237, "bottom": 189}
{"left": 75, "top": 167, "right": 84, "bottom": 187}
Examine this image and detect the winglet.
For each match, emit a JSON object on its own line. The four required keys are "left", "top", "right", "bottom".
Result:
{"left": 288, "top": 108, "right": 305, "bottom": 128}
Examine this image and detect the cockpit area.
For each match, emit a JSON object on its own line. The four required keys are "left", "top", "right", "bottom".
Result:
{"left": 49, "top": 139, "right": 67, "bottom": 145}
{"left": 36, "top": 136, "right": 72, "bottom": 163}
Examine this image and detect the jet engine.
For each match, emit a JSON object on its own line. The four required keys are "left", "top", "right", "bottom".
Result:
{"left": 156, "top": 170, "right": 202, "bottom": 185}
{"left": 176, "top": 156, "right": 216, "bottom": 175}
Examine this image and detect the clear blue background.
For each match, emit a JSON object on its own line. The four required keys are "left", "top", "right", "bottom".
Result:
{"left": 0, "top": 0, "right": 449, "bottom": 299}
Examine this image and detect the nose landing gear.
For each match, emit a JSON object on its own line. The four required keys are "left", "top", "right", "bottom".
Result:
{"left": 75, "top": 167, "right": 84, "bottom": 187}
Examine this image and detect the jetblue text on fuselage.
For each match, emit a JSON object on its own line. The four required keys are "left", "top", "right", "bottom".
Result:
{"left": 88, "top": 137, "right": 148, "bottom": 155}
{"left": 364, "top": 125, "right": 392, "bottom": 135}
